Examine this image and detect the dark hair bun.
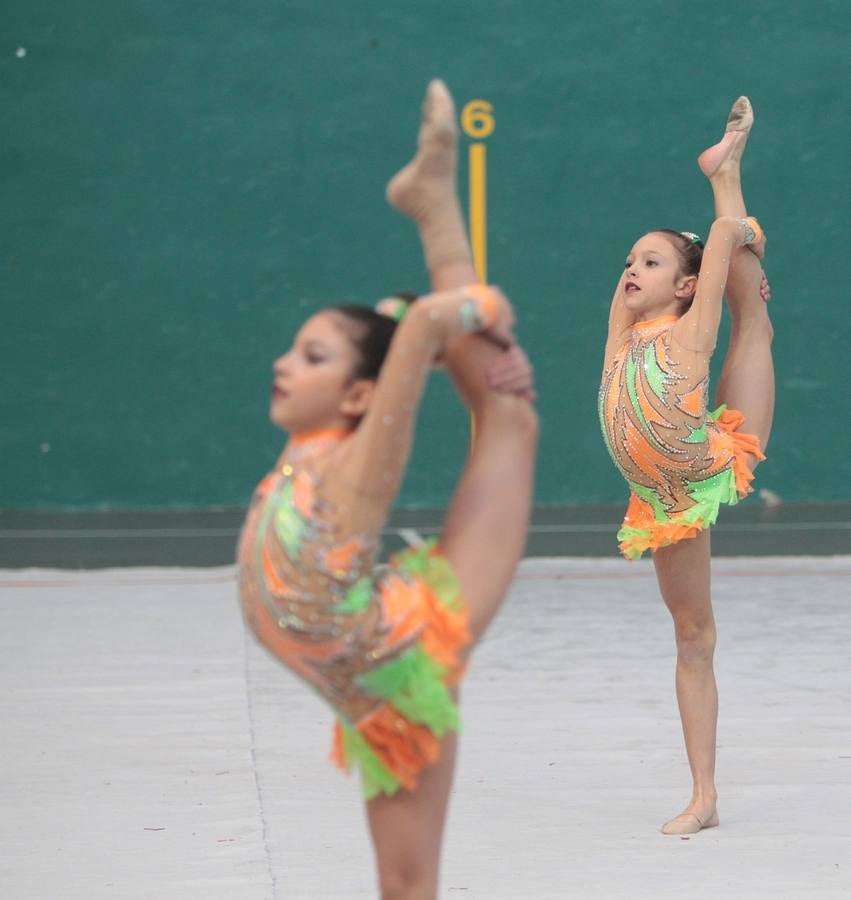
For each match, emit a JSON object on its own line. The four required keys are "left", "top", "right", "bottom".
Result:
{"left": 331, "top": 293, "right": 419, "bottom": 380}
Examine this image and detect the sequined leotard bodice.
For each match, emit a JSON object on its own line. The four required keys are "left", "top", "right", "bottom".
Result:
{"left": 599, "top": 316, "right": 763, "bottom": 558}
{"left": 237, "top": 431, "right": 469, "bottom": 797}
{"left": 238, "top": 453, "right": 382, "bottom": 722}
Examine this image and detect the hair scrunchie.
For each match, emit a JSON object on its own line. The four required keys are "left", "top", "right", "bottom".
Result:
{"left": 375, "top": 295, "right": 413, "bottom": 322}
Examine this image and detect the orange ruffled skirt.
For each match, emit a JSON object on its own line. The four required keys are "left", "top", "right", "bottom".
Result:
{"left": 329, "top": 540, "right": 470, "bottom": 799}
{"left": 618, "top": 408, "right": 766, "bottom": 559}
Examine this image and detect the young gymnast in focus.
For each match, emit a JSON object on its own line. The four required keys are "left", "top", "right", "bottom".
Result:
{"left": 598, "top": 97, "right": 774, "bottom": 834}
{"left": 238, "top": 81, "right": 538, "bottom": 897}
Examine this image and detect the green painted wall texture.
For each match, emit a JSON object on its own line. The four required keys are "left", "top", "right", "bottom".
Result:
{"left": 3, "top": 1, "right": 849, "bottom": 508}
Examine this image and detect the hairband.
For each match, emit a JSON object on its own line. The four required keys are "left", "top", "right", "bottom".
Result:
{"left": 374, "top": 296, "right": 410, "bottom": 322}
{"left": 680, "top": 231, "right": 701, "bottom": 245}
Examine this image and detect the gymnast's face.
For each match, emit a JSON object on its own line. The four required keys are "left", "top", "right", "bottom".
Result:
{"left": 270, "top": 312, "right": 373, "bottom": 434}
{"left": 621, "top": 233, "right": 696, "bottom": 316}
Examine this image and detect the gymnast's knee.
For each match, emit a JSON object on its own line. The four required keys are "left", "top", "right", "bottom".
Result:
{"left": 377, "top": 857, "right": 432, "bottom": 900}
{"left": 673, "top": 618, "right": 717, "bottom": 664}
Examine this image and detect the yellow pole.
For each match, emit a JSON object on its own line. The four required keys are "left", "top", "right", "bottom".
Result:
{"left": 469, "top": 143, "right": 487, "bottom": 282}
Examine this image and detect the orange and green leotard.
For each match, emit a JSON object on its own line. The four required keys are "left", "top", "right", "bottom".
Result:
{"left": 237, "top": 430, "right": 470, "bottom": 799}
{"left": 598, "top": 315, "right": 765, "bottom": 559}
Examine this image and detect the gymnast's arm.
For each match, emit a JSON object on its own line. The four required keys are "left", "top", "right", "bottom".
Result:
{"left": 605, "top": 272, "right": 636, "bottom": 357}
{"left": 672, "top": 217, "right": 759, "bottom": 354}
{"left": 334, "top": 287, "right": 512, "bottom": 508}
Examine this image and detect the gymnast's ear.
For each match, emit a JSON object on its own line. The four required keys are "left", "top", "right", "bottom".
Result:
{"left": 340, "top": 379, "right": 375, "bottom": 419}
{"left": 675, "top": 274, "right": 698, "bottom": 302}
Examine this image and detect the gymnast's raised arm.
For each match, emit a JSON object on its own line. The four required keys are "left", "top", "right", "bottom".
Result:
{"left": 334, "top": 286, "right": 513, "bottom": 508}
{"left": 605, "top": 270, "right": 638, "bottom": 361}
{"left": 673, "top": 216, "right": 764, "bottom": 354}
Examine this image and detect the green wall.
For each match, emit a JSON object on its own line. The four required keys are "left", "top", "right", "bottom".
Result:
{"left": 3, "top": 1, "right": 849, "bottom": 508}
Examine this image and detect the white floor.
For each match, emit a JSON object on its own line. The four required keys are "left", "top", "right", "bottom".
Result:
{"left": 1, "top": 557, "right": 849, "bottom": 899}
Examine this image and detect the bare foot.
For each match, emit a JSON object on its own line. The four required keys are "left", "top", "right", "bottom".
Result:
{"left": 661, "top": 800, "right": 719, "bottom": 836}
{"left": 386, "top": 79, "right": 458, "bottom": 222}
{"left": 697, "top": 96, "right": 753, "bottom": 180}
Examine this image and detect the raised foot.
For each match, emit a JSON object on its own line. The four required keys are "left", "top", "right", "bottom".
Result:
{"left": 661, "top": 809, "right": 720, "bottom": 836}
{"left": 386, "top": 79, "right": 459, "bottom": 220}
{"left": 726, "top": 95, "right": 754, "bottom": 133}
{"left": 697, "top": 96, "right": 754, "bottom": 179}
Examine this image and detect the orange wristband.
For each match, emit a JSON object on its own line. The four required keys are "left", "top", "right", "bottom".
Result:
{"left": 459, "top": 284, "right": 500, "bottom": 332}
{"left": 741, "top": 216, "right": 765, "bottom": 246}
